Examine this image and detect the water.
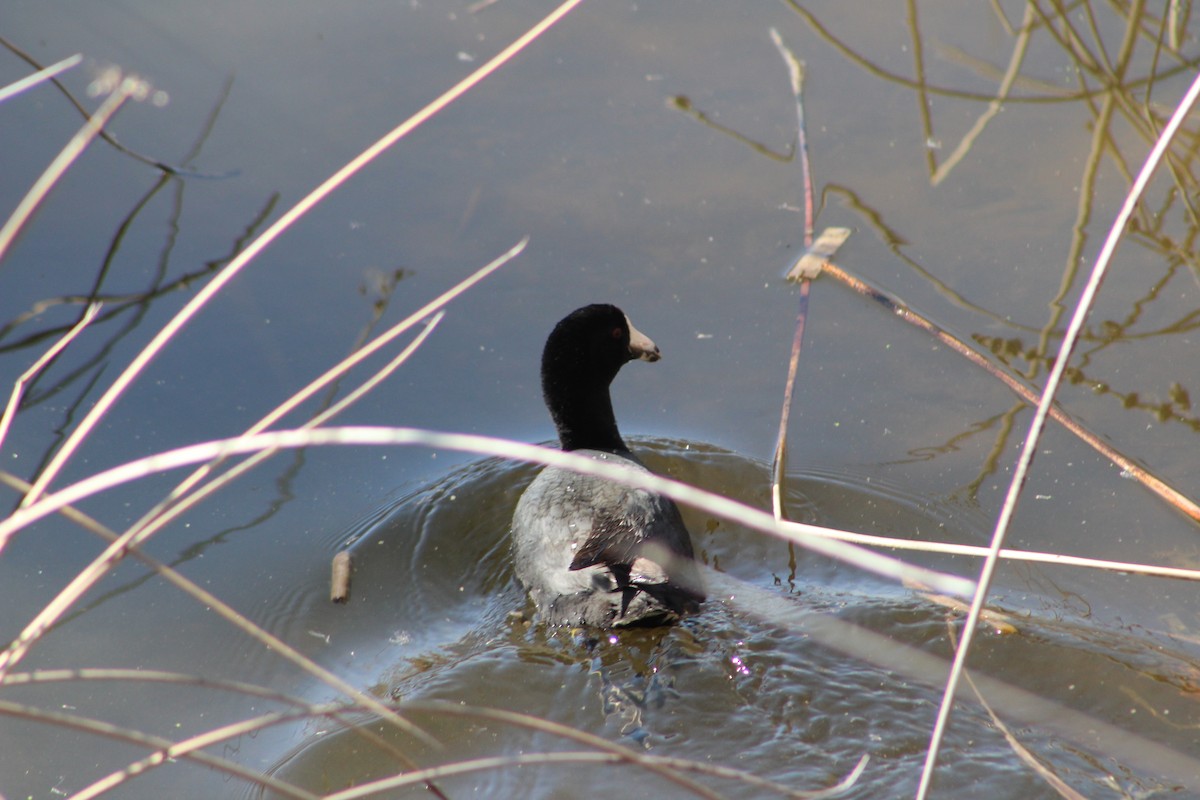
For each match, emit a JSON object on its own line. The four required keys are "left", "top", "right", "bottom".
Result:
{"left": 251, "top": 440, "right": 1195, "bottom": 798}
{"left": 3, "top": 2, "right": 1200, "bottom": 798}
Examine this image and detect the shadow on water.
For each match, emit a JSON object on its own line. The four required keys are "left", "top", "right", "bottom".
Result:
{"left": 248, "top": 438, "right": 1197, "bottom": 799}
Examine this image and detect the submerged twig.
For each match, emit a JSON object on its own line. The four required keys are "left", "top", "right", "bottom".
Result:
{"left": 0, "top": 303, "right": 101, "bottom": 454}
{"left": 667, "top": 95, "right": 793, "bottom": 161}
{"left": 771, "top": 290, "right": 810, "bottom": 519}
{"left": 946, "top": 624, "right": 1090, "bottom": 800}
{"left": 916, "top": 61, "right": 1200, "bottom": 800}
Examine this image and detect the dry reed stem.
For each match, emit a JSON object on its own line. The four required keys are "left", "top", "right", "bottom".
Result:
{"left": 87, "top": 700, "right": 720, "bottom": 800}
{"left": 0, "top": 480, "right": 440, "bottom": 754}
{"left": 70, "top": 707, "right": 332, "bottom": 800}
{"left": 915, "top": 57, "right": 1200, "bottom": 800}
{"left": 18, "top": 245, "right": 521, "bottom": 769}
{"left": 73, "top": 685, "right": 457, "bottom": 800}
{"left": 377, "top": 702, "right": 854, "bottom": 800}
{"left": 768, "top": 28, "right": 815, "bottom": 521}
{"left": 0, "top": 698, "right": 317, "bottom": 799}
{"left": 330, "top": 549, "right": 353, "bottom": 602}
{"left": 0, "top": 41, "right": 539, "bottom": 776}
{"left": 17, "top": 0, "right": 584, "bottom": 510}
{"left": 328, "top": 754, "right": 725, "bottom": 800}
{"left": 0, "top": 427, "right": 977, "bottom": 597}
{"left": 0, "top": 312, "right": 458, "bottom": 790}
{"left": 0, "top": 77, "right": 143, "bottom": 264}
{"left": 0, "top": 316, "right": 444, "bottom": 686}
{"left": 3, "top": 671, "right": 445, "bottom": 797}
{"left": 820, "top": 261, "right": 1200, "bottom": 523}
{"left": 11, "top": 668, "right": 773, "bottom": 800}
{"left": 768, "top": 7, "right": 1200, "bottom": 522}
{"left": 7, "top": 661, "right": 868, "bottom": 799}
{"left": 2, "top": 667, "right": 321, "bottom": 705}
{"left": 128, "top": 311, "right": 445, "bottom": 537}
{"left": 778, "top": 517, "right": 1200, "bottom": 583}
{"left": 0, "top": 36, "right": 183, "bottom": 172}
{"left": 4, "top": 461, "right": 1193, "bottom": 798}
{"left": 0, "top": 52, "right": 80, "bottom": 104}
{"left": 325, "top": 751, "right": 866, "bottom": 800}
{"left": 0, "top": 0, "right": 545, "bottom": 716}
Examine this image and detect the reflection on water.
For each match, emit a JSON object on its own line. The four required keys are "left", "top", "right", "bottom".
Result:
{"left": 250, "top": 439, "right": 1192, "bottom": 799}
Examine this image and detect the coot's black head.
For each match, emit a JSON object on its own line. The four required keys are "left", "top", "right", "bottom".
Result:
{"left": 541, "top": 304, "right": 660, "bottom": 453}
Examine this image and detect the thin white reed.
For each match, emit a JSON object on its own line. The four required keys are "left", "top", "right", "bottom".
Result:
{"left": 0, "top": 78, "right": 143, "bottom": 264}
{"left": 0, "top": 53, "right": 81, "bottom": 104}
{"left": 0, "top": 426, "right": 977, "bottom": 600}
{"left": 915, "top": 66, "right": 1200, "bottom": 800}
{"left": 778, "top": 519, "right": 1200, "bottom": 583}
{"left": 18, "top": 0, "right": 585, "bottom": 508}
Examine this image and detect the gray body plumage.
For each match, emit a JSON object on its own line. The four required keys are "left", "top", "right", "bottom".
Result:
{"left": 513, "top": 448, "right": 703, "bottom": 627}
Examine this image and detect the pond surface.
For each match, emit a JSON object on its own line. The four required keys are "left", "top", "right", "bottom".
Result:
{"left": 3, "top": 2, "right": 1200, "bottom": 798}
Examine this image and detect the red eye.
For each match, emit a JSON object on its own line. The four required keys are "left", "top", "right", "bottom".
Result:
{"left": 612, "top": 327, "right": 622, "bottom": 339}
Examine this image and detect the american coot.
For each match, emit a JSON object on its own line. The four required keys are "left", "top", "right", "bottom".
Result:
{"left": 511, "top": 304, "right": 705, "bottom": 628}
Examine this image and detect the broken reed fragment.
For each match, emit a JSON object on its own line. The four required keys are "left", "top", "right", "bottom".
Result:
{"left": 330, "top": 550, "right": 352, "bottom": 603}
{"left": 785, "top": 226, "right": 851, "bottom": 281}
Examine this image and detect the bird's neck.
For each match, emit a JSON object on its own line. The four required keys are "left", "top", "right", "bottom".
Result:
{"left": 546, "top": 381, "right": 628, "bottom": 453}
